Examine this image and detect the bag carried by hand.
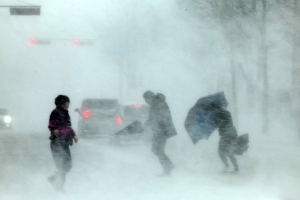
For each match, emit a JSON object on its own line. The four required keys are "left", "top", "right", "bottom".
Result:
{"left": 233, "top": 133, "right": 249, "bottom": 155}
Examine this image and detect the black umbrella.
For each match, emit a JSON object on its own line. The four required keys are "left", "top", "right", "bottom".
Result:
{"left": 184, "top": 92, "right": 228, "bottom": 144}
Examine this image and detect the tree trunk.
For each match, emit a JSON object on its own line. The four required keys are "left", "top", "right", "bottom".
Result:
{"left": 252, "top": 0, "right": 256, "bottom": 13}
{"left": 261, "top": 0, "right": 269, "bottom": 134}
{"left": 230, "top": 43, "right": 239, "bottom": 127}
{"left": 291, "top": 0, "right": 300, "bottom": 138}
{"left": 292, "top": 0, "right": 299, "bottom": 87}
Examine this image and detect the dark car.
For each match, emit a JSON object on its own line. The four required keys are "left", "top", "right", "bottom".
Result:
{"left": 0, "top": 108, "right": 12, "bottom": 130}
{"left": 113, "top": 104, "right": 151, "bottom": 144}
{"left": 75, "top": 98, "right": 124, "bottom": 137}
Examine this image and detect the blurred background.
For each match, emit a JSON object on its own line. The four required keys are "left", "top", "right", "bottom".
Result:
{"left": 0, "top": 0, "right": 300, "bottom": 199}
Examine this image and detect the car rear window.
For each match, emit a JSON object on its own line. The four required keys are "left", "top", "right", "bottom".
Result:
{"left": 82, "top": 99, "right": 118, "bottom": 110}
{"left": 124, "top": 106, "right": 149, "bottom": 118}
{"left": 0, "top": 109, "right": 8, "bottom": 115}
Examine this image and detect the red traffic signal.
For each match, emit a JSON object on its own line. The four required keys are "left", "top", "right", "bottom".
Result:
{"left": 30, "top": 39, "right": 37, "bottom": 45}
{"left": 73, "top": 40, "right": 79, "bottom": 46}
{"left": 10, "top": 6, "right": 41, "bottom": 15}
{"left": 29, "top": 38, "right": 51, "bottom": 45}
{"left": 73, "top": 39, "right": 93, "bottom": 46}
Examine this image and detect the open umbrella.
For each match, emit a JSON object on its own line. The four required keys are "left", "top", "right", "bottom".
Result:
{"left": 184, "top": 92, "right": 228, "bottom": 144}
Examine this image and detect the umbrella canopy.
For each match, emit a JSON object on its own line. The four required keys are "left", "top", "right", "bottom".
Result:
{"left": 184, "top": 92, "right": 228, "bottom": 144}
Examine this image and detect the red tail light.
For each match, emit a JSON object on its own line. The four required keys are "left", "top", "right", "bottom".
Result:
{"left": 135, "top": 104, "right": 142, "bottom": 109}
{"left": 83, "top": 110, "right": 91, "bottom": 119}
{"left": 116, "top": 117, "right": 123, "bottom": 125}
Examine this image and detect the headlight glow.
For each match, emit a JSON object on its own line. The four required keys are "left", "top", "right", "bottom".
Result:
{"left": 4, "top": 116, "right": 12, "bottom": 123}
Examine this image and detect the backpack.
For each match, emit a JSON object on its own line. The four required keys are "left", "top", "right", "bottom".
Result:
{"left": 233, "top": 133, "right": 249, "bottom": 155}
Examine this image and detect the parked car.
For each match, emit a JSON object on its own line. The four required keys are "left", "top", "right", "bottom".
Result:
{"left": 74, "top": 98, "right": 123, "bottom": 137}
{"left": 113, "top": 104, "right": 151, "bottom": 144}
{"left": 0, "top": 108, "right": 12, "bottom": 130}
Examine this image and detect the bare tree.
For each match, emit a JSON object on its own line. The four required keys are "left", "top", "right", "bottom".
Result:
{"left": 261, "top": 0, "right": 269, "bottom": 134}
{"left": 181, "top": 0, "right": 258, "bottom": 128}
{"left": 272, "top": 0, "right": 300, "bottom": 136}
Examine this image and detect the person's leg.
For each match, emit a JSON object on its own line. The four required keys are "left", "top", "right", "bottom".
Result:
{"left": 61, "top": 145, "right": 72, "bottom": 173}
{"left": 49, "top": 141, "right": 72, "bottom": 189}
{"left": 151, "top": 138, "right": 167, "bottom": 174}
{"left": 218, "top": 148, "right": 229, "bottom": 168}
{"left": 155, "top": 138, "right": 174, "bottom": 175}
{"left": 227, "top": 137, "right": 239, "bottom": 171}
{"left": 49, "top": 141, "right": 62, "bottom": 189}
{"left": 218, "top": 139, "right": 229, "bottom": 168}
{"left": 228, "top": 154, "right": 239, "bottom": 171}
{"left": 60, "top": 144, "right": 72, "bottom": 186}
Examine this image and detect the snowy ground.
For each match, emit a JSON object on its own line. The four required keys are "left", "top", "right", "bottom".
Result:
{"left": 1, "top": 130, "right": 299, "bottom": 200}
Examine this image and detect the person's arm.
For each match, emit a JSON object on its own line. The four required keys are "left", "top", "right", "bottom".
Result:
{"left": 71, "top": 128, "right": 78, "bottom": 143}
{"left": 53, "top": 130, "right": 59, "bottom": 137}
{"left": 143, "top": 119, "right": 151, "bottom": 128}
{"left": 73, "top": 136, "right": 78, "bottom": 143}
{"left": 158, "top": 103, "right": 175, "bottom": 136}
{"left": 144, "top": 106, "right": 153, "bottom": 128}
{"left": 48, "top": 110, "right": 59, "bottom": 137}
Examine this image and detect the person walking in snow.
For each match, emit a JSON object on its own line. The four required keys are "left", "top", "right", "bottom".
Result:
{"left": 210, "top": 103, "right": 239, "bottom": 172}
{"left": 48, "top": 95, "right": 78, "bottom": 191}
{"left": 143, "top": 91, "right": 177, "bottom": 176}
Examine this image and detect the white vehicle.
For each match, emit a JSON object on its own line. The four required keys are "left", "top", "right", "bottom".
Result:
{"left": 74, "top": 98, "right": 123, "bottom": 137}
{"left": 0, "top": 108, "right": 12, "bottom": 130}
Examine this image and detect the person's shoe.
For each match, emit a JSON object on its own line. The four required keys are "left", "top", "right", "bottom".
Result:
{"left": 48, "top": 176, "right": 55, "bottom": 184}
{"left": 48, "top": 176, "right": 60, "bottom": 191}
{"left": 157, "top": 171, "right": 171, "bottom": 177}
{"left": 56, "top": 187, "right": 66, "bottom": 193}
{"left": 170, "top": 165, "right": 175, "bottom": 171}
{"left": 221, "top": 166, "right": 230, "bottom": 173}
{"left": 232, "top": 168, "right": 239, "bottom": 173}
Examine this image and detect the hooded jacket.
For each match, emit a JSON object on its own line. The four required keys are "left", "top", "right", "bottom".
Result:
{"left": 214, "top": 109, "right": 237, "bottom": 139}
{"left": 48, "top": 106, "right": 76, "bottom": 144}
{"left": 148, "top": 93, "right": 177, "bottom": 139}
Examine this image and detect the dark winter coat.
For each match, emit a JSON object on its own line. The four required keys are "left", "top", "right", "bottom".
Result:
{"left": 48, "top": 106, "right": 76, "bottom": 145}
{"left": 214, "top": 109, "right": 237, "bottom": 140}
{"left": 148, "top": 93, "right": 177, "bottom": 139}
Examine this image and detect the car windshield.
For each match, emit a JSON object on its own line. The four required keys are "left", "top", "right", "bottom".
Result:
{"left": 0, "top": 109, "right": 8, "bottom": 115}
{"left": 82, "top": 99, "right": 118, "bottom": 110}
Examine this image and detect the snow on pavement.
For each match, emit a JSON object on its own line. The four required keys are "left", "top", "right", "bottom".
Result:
{"left": 0, "top": 132, "right": 299, "bottom": 200}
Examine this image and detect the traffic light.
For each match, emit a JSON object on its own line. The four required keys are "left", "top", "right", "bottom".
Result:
{"left": 10, "top": 6, "right": 40, "bottom": 15}
{"left": 27, "top": 38, "right": 94, "bottom": 46}
{"left": 73, "top": 40, "right": 93, "bottom": 46}
{"left": 30, "top": 39, "right": 51, "bottom": 45}
{"left": 73, "top": 40, "right": 79, "bottom": 46}
{"left": 30, "top": 39, "right": 37, "bottom": 45}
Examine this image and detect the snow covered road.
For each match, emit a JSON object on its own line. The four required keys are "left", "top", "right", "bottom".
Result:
{"left": 0, "top": 131, "right": 299, "bottom": 200}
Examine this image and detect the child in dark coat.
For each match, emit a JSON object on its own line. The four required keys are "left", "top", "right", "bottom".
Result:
{"left": 48, "top": 95, "right": 78, "bottom": 191}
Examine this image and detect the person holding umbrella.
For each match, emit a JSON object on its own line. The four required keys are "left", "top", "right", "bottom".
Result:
{"left": 210, "top": 102, "right": 239, "bottom": 172}
{"left": 185, "top": 92, "right": 243, "bottom": 172}
{"left": 143, "top": 90, "right": 177, "bottom": 176}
